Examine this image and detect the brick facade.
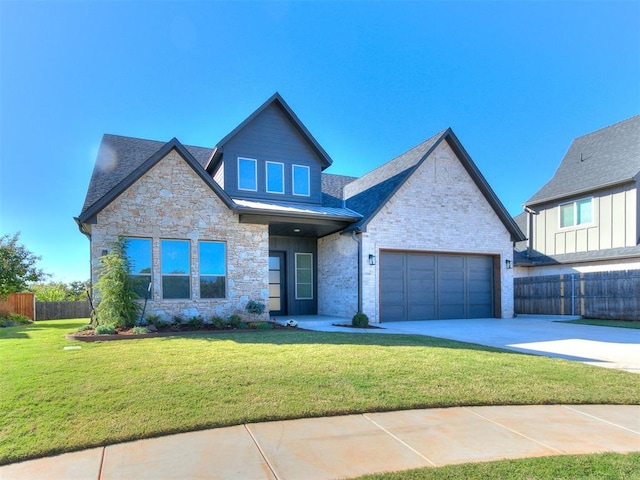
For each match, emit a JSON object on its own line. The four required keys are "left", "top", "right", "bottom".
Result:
{"left": 317, "top": 232, "right": 359, "bottom": 318}
{"left": 360, "top": 141, "right": 514, "bottom": 322}
{"left": 90, "top": 150, "right": 269, "bottom": 321}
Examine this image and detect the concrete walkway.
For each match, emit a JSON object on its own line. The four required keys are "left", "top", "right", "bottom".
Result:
{"left": 2, "top": 405, "right": 639, "bottom": 480}
{"left": 291, "top": 314, "right": 640, "bottom": 373}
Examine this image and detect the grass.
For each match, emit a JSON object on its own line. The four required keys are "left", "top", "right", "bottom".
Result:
{"left": 557, "top": 319, "right": 640, "bottom": 329}
{"left": 1, "top": 319, "right": 639, "bottom": 465}
{"left": 354, "top": 452, "right": 640, "bottom": 479}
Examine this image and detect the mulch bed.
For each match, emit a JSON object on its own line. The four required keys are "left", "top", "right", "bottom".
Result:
{"left": 332, "top": 324, "right": 384, "bottom": 329}
{"left": 66, "top": 322, "right": 302, "bottom": 342}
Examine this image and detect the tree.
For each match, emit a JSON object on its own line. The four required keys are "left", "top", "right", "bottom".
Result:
{"left": 94, "top": 238, "right": 140, "bottom": 328}
{"left": 0, "top": 232, "right": 47, "bottom": 300}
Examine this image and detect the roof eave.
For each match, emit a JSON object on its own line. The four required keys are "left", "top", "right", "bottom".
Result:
{"left": 525, "top": 177, "right": 636, "bottom": 207}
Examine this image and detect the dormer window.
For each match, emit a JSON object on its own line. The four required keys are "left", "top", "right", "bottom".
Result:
{"left": 238, "top": 157, "right": 257, "bottom": 191}
{"left": 292, "top": 164, "right": 310, "bottom": 196}
{"left": 266, "top": 161, "right": 285, "bottom": 194}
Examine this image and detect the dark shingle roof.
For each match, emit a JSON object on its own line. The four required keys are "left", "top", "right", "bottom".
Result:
{"left": 526, "top": 115, "right": 640, "bottom": 206}
{"left": 81, "top": 134, "right": 212, "bottom": 215}
{"left": 321, "top": 173, "right": 357, "bottom": 207}
{"left": 516, "top": 244, "right": 640, "bottom": 266}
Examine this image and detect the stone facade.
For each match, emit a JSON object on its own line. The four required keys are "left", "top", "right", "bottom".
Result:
{"left": 90, "top": 150, "right": 269, "bottom": 321}
{"left": 317, "top": 232, "right": 359, "bottom": 318}
{"left": 360, "top": 141, "right": 514, "bottom": 322}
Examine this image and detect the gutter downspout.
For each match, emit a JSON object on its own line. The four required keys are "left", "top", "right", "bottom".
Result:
{"left": 351, "top": 230, "right": 362, "bottom": 312}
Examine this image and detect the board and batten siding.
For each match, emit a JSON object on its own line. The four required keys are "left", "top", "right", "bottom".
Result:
{"left": 531, "top": 183, "right": 637, "bottom": 256}
{"left": 222, "top": 103, "right": 323, "bottom": 204}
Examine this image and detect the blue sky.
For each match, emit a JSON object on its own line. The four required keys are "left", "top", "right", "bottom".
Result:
{"left": 1, "top": 1, "right": 638, "bottom": 283}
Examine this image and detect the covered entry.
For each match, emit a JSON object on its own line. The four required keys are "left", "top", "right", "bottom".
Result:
{"left": 380, "top": 251, "right": 494, "bottom": 321}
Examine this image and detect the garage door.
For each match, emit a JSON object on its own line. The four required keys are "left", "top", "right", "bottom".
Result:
{"left": 380, "top": 252, "right": 494, "bottom": 321}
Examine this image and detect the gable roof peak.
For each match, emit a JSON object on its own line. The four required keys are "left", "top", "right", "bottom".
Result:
{"left": 206, "top": 93, "right": 333, "bottom": 172}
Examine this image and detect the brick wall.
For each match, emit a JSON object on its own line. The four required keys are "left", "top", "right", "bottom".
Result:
{"left": 361, "top": 141, "right": 514, "bottom": 322}
{"left": 317, "top": 232, "right": 359, "bottom": 318}
{"left": 91, "top": 150, "right": 269, "bottom": 321}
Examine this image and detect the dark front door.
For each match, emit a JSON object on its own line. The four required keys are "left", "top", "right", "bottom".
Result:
{"left": 268, "top": 252, "right": 286, "bottom": 316}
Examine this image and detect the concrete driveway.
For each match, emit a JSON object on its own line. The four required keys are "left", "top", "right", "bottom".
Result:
{"left": 293, "top": 315, "right": 640, "bottom": 374}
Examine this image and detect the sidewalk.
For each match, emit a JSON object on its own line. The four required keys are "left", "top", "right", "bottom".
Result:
{"left": 2, "top": 405, "right": 639, "bottom": 480}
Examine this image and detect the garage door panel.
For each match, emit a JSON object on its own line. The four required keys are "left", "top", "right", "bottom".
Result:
{"left": 380, "top": 251, "right": 494, "bottom": 321}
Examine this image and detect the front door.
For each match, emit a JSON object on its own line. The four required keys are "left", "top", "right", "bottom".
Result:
{"left": 268, "top": 252, "right": 286, "bottom": 316}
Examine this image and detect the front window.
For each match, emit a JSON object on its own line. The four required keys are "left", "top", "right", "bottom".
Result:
{"left": 161, "top": 240, "right": 190, "bottom": 299}
{"left": 560, "top": 198, "right": 592, "bottom": 228}
{"left": 238, "top": 157, "right": 257, "bottom": 191}
{"left": 266, "top": 161, "right": 285, "bottom": 194}
{"left": 124, "top": 238, "right": 152, "bottom": 298}
{"left": 199, "top": 241, "right": 226, "bottom": 298}
{"left": 292, "top": 164, "right": 310, "bottom": 196}
{"left": 295, "top": 252, "right": 313, "bottom": 299}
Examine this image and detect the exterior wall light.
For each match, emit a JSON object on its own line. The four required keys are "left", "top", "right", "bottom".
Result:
{"left": 369, "top": 254, "right": 376, "bottom": 266}
{"left": 505, "top": 259, "right": 512, "bottom": 270}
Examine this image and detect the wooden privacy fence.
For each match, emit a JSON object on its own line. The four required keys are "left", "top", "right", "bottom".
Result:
{"left": 515, "top": 270, "right": 640, "bottom": 321}
{"left": 36, "top": 301, "right": 92, "bottom": 320}
{"left": 0, "top": 293, "right": 35, "bottom": 320}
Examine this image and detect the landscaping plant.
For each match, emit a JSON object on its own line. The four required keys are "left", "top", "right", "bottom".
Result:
{"left": 94, "top": 238, "right": 140, "bottom": 329}
{"left": 352, "top": 312, "right": 369, "bottom": 328}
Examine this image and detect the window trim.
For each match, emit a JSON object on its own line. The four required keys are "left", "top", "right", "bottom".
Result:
{"left": 558, "top": 197, "right": 593, "bottom": 229}
{"left": 294, "top": 252, "right": 313, "bottom": 300}
{"left": 124, "top": 237, "right": 152, "bottom": 299}
{"left": 292, "top": 164, "right": 310, "bottom": 197}
{"left": 161, "top": 239, "right": 191, "bottom": 300}
{"left": 265, "top": 161, "right": 285, "bottom": 194}
{"left": 238, "top": 157, "right": 258, "bottom": 192}
{"left": 198, "top": 240, "right": 227, "bottom": 299}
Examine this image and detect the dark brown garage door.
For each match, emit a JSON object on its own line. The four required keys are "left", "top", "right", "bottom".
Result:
{"left": 380, "top": 252, "right": 494, "bottom": 321}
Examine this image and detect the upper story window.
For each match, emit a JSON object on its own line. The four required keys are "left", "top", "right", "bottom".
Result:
{"left": 124, "top": 237, "right": 152, "bottom": 299}
{"left": 266, "top": 161, "right": 285, "bottom": 194}
{"left": 560, "top": 198, "right": 593, "bottom": 228}
{"left": 161, "top": 239, "right": 190, "bottom": 299}
{"left": 292, "top": 164, "right": 310, "bottom": 196}
{"left": 238, "top": 157, "right": 257, "bottom": 191}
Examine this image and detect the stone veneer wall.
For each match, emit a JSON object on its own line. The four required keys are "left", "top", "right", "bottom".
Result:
{"left": 317, "top": 232, "right": 359, "bottom": 319}
{"left": 360, "top": 141, "right": 514, "bottom": 322}
{"left": 90, "top": 150, "right": 269, "bottom": 321}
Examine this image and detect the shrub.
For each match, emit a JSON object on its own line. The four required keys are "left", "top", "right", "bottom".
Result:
{"left": 186, "top": 316, "right": 204, "bottom": 329}
{"left": 352, "top": 312, "right": 369, "bottom": 328}
{"left": 132, "top": 326, "right": 150, "bottom": 334}
{"left": 228, "top": 314, "right": 243, "bottom": 327}
{"left": 172, "top": 315, "right": 184, "bottom": 325}
{"left": 245, "top": 300, "right": 265, "bottom": 316}
{"left": 154, "top": 319, "right": 170, "bottom": 330}
{"left": 211, "top": 316, "right": 226, "bottom": 329}
{"left": 249, "top": 321, "right": 275, "bottom": 330}
{"left": 95, "top": 324, "right": 116, "bottom": 335}
{"left": 94, "top": 238, "right": 140, "bottom": 329}
{"left": 76, "top": 324, "right": 94, "bottom": 332}
{"left": 0, "top": 313, "right": 32, "bottom": 327}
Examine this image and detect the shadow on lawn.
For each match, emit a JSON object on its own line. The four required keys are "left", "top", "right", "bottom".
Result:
{"left": 0, "top": 320, "right": 83, "bottom": 340}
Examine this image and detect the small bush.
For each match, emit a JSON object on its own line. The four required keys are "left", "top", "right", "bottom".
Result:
{"left": 154, "top": 319, "right": 170, "bottom": 330}
{"left": 172, "top": 315, "right": 184, "bottom": 325}
{"left": 249, "top": 321, "right": 275, "bottom": 330}
{"left": 228, "top": 314, "right": 243, "bottom": 327}
{"left": 186, "top": 316, "right": 204, "bottom": 329}
{"left": 352, "top": 312, "right": 369, "bottom": 328}
{"left": 95, "top": 324, "right": 116, "bottom": 335}
{"left": 246, "top": 300, "right": 266, "bottom": 315}
{"left": 132, "top": 326, "right": 150, "bottom": 334}
{"left": 211, "top": 316, "right": 226, "bottom": 329}
{"left": 0, "top": 313, "right": 33, "bottom": 327}
{"left": 236, "top": 322, "right": 248, "bottom": 329}
{"left": 146, "top": 314, "right": 161, "bottom": 326}
{"left": 76, "top": 324, "right": 94, "bottom": 332}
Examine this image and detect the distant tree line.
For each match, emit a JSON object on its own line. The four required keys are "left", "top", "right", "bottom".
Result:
{"left": 29, "top": 280, "right": 91, "bottom": 302}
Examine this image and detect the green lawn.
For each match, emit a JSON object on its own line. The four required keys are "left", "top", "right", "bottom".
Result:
{"left": 557, "top": 319, "right": 640, "bottom": 329}
{"left": 1, "top": 319, "right": 638, "bottom": 465}
{"left": 355, "top": 452, "right": 640, "bottom": 480}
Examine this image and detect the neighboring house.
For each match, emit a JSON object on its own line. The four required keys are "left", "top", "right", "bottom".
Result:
{"left": 514, "top": 115, "right": 640, "bottom": 276}
{"left": 76, "top": 93, "right": 524, "bottom": 323}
